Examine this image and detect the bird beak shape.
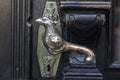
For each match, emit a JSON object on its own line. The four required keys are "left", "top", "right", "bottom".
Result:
{"left": 36, "top": 18, "right": 43, "bottom": 24}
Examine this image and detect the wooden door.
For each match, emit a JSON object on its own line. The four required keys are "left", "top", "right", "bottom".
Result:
{"left": 0, "top": 0, "right": 120, "bottom": 80}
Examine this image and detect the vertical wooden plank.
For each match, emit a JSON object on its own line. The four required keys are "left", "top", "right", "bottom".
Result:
{"left": 11, "top": 0, "right": 31, "bottom": 80}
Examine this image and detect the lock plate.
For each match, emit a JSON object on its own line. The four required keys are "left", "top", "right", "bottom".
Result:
{"left": 37, "top": 1, "right": 61, "bottom": 77}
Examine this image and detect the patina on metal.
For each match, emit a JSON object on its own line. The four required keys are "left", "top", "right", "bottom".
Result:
{"left": 36, "top": 1, "right": 96, "bottom": 78}
{"left": 36, "top": 1, "right": 61, "bottom": 77}
{"left": 36, "top": 17, "right": 95, "bottom": 64}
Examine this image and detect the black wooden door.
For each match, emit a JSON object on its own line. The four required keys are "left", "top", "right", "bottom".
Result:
{"left": 0, "top": 0, "right": 120, "bottom": 80}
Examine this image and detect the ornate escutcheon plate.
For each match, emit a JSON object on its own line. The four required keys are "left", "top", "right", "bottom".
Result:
{"left": 37, "top": 1, "right": 61, "bottom": 77}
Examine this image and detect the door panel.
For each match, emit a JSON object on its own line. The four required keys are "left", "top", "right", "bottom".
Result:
{"left": 1, "top": 0, "right": 120, "bottom": 80}
{"left": 31, "top": 0, "right": 120, "bottom": 80}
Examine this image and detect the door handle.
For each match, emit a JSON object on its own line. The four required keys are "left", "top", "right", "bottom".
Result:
{"left": 36, "top": 1, "right": 100, "bottom": 78}
{"left": 36, "top": 17, "right": 95, "bottom": 64}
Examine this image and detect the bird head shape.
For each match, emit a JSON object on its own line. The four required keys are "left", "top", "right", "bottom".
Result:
{"left": 36, "top": 17, "right": 57, "bottom": 27}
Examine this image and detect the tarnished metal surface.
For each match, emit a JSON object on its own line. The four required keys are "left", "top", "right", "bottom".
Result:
{"left": 36, "top": 2, "right": 61, "bottom": 77}
{"left": 36, "top": 16, "right": 95, "bottom": 64}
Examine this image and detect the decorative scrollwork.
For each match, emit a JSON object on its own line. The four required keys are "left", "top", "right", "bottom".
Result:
{"left": 45, "top": 4, "right": 58, "bottom": 21}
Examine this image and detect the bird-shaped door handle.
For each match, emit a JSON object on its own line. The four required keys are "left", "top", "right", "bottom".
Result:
{"left": 36, "top": 17, "right": 95, "bottom": 64}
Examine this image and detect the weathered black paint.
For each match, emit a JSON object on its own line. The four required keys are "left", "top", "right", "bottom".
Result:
{"left": 1, "top": 0, "right": 120, "bottom": 80}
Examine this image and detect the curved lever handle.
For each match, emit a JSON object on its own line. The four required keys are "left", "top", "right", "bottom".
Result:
{"left": 36, "top": 17, "right": 95, "bottom": 64}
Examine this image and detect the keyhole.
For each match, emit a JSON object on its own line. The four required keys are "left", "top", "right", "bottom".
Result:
{"left": 47, "top": 65, "right": 50, "bottom": 72}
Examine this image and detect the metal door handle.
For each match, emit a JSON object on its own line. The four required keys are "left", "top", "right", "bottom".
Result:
{"left": 36, "top": 17, "right": 95, "bottom": 64}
